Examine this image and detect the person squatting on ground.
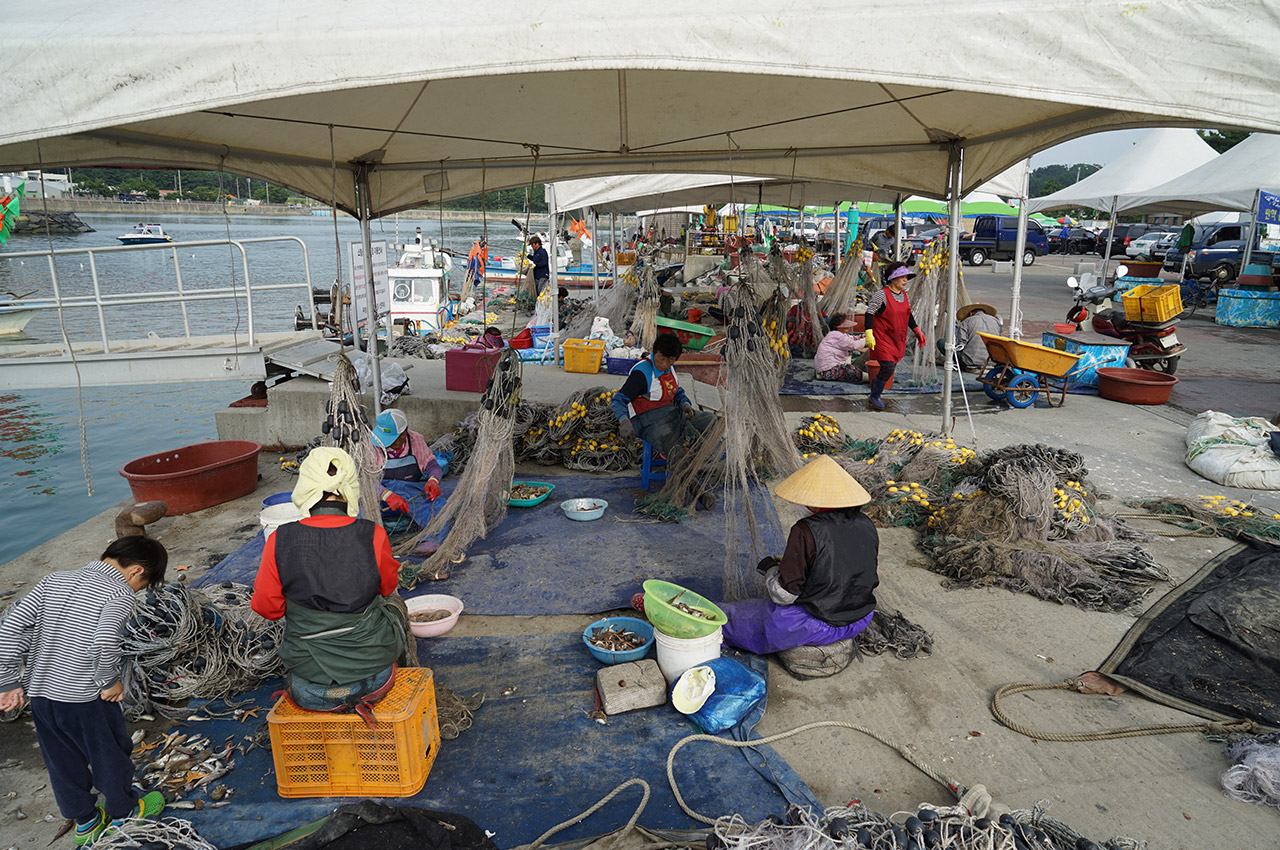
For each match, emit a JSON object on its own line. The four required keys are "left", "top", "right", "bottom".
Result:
{"left": 611, "top": 333, "right": 718, "bottom": 506}
{"left": 251, "top": 448, "right": 416, "bottom": 722}
{"left": 866, "top": 262, "right": 926, "bottom": 411}
{"left": 0, "top": 537, "right": 170, "bottom": 845}
{"left": 370, "top": 408, "right": 443, "bottom": 518}
{"left": 813, "top": 311, "right": 869, "bottom": 382}
{"left": 719, "top": 455, "right": 879, "bottom": 654}
{"left": 945, "top": 303, "right": 1002, "bottom": 372}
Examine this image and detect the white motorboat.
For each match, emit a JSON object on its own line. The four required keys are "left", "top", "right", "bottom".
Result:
{"left": 386, "top": 236, "right": 454, "bottom": 331}
{"left": 117, "top": 223, "right": 174, "bottom": 245}
{"left": 0, "top": 290, "right": 50, "bottom": 335}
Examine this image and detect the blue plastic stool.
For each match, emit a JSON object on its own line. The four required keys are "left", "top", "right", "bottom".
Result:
{"left": 640, "top": 440, "right": 667, "bottom": 490}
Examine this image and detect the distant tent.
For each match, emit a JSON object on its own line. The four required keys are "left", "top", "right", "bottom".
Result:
{"left": 1026, "top": 128, "right": 1218, "bottom": 213}
{"left": 1114, "top": 133, "right": 1280, "bottom": 215}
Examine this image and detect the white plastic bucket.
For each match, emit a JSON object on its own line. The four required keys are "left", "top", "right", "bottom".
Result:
{"left": 654, "top": 626, "right": 722, "bottom": 685}
{"left": 259, "top": 502, "right": 305, "bottom": 537}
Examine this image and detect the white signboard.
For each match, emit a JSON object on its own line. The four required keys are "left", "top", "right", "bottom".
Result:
{"left": 349, "top": 241, "right": 389, "bottom": 323}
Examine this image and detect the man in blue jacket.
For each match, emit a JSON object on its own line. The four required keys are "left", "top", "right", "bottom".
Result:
{"left": 527, "top": 236, "right": 550, "bottom": 294}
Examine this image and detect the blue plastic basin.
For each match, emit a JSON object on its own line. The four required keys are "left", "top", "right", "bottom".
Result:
{"left": 261, "top": 491, "right": 293, "bottom": 511}
{"left": 582, "top": 616, "right": 654, "bottom": 665}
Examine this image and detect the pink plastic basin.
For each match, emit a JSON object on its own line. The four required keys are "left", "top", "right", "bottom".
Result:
{"left": 120, "top": 440, "right": 262, "bottom": 515}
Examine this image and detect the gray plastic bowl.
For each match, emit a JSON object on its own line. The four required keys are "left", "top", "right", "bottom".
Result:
{"left": 560, "top": 498, "right": 608, "bottom": 521}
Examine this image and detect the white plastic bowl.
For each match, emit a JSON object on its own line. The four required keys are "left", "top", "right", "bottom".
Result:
{"left": 259, "top": 501, "right": 305, "bottom": 537}
{"left": 405, "top": 594, "right": 464, "bottom": 638}
{"left": 560, "top": 498, "right": 608, "bottom": 521}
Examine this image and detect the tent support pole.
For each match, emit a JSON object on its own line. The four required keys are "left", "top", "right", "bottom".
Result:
{"left": 1008, "top": 158, "right": 1032, "bottom": 339}
{"left": 893, "top": 195, "right": 903, "bottom": 261}
{"left": 1241, "top": 189, "right": 1261, "bottom": 271}
{"left": 548, "top": 183, "right": 560, "bottom": 365}
{"left": 610, "top": 213, "right": 618, "bottom": 290}
{"left": 1100, "top": 195, "right": 1118, "bottom": 281}
{"left": 355, "top": 164, "right": 384, "bottom": 414}
{"left": 590, "top": 208, "right": 600, "bottom": 302}
{"left": 941, "top": 146, "right": 963, "bottom": 437}
{"left": 834, "top": 203, "right": 842, "bottom": 270}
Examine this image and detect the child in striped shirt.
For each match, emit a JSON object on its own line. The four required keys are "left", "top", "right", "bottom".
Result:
{"left": 0, "top": 537, "right": 169, "bottom": 845}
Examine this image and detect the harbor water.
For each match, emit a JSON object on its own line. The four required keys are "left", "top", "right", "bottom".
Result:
{"left": 0, "top": 210, "right": 543, "bottom": 565}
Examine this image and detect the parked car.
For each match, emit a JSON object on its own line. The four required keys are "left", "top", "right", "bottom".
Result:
{"left": 789, "top": 223, "right": 819, "bottom": 241}
{"left": 1125, "top": 232, "right": 1168, "bottom": 258}
{"left": 1150, "top": 231, "right": 1178, "bottom": 259}
{"left": 1047, "top": 227, "right": 1096, "bottom": 254}
{"left": 902, "top": 227, "right": 944, "bottom": 263}
{"left": 1096, "top": 223, "right": 1175, "bottom": 257}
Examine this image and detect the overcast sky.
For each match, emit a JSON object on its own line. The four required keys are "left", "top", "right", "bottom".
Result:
{"left": 1030, "top": 128, "right": 1152, "bottom": 168}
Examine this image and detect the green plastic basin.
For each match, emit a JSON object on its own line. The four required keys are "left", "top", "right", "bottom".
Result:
{"left": 642, "top": 579, "right": 727, "bottom": 638}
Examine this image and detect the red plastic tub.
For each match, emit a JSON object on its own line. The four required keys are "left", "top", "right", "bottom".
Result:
{"left": 120, "top": 440, "right": 262, "bottom": 516}
{"left": 1096, "top": 367, "right": 1178, "bottom": 405}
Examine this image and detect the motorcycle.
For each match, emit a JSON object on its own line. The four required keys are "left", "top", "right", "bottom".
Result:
{"left": 1066, "top": 269, "right": 1184, "bottom": 374}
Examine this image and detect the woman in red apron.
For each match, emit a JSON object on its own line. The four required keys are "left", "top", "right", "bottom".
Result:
{"left": 867, "top": 262, "right": 927, "bottom": 411}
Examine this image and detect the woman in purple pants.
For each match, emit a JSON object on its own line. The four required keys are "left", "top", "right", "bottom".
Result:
{"left": 720, "top": 455, "right": 879, "bottom": 655}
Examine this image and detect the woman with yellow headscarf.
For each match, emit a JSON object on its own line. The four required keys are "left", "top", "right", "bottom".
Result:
{"left": 251, "top": 448, "right": 412, "bottom": 717}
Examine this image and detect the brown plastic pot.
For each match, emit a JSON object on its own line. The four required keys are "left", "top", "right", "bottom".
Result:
{"left": 1096, "top": 367, "right": 1177, "bottom": 405}
{"left": 865, "top": 360, "right": 894, "bottom": 390}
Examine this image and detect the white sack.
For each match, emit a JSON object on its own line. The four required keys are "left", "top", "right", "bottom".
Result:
{"left": 1185, "top": 411, "right": 1280, "bottom": 490}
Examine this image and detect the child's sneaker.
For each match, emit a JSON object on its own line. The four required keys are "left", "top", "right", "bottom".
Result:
{"left": 109, "top": 791, "right": 165, "bottom": 828}
{"left": 73, "top": 806, "right": 107, "bottom": 846}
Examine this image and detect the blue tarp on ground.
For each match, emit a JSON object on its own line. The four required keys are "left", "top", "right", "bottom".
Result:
{"left": 781, "top": 360, "right": 985, "bottom": 396}
{"left": 201, "top": 473, "right": 785, "bottom": 617}
{"left": 179, "top": 635, "right": 813, "bottom": 849}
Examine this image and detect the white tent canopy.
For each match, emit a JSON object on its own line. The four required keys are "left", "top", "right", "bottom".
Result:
{"left": 1115, "top": 133, "right": 1280, "bottom": 215}
{"left": 551, "top": 173, "right": 900, "bottom": 215}
{"left": 1025, "top": 129, "right": 1219, "bottom": 213}
{"left": 3, "top": 1, "right": 1280, "bottom": 218}
{"left": 977, "top": 162, "right": 1030, "bottom": 200}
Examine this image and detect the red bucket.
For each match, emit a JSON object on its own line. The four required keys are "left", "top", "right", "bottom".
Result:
{"left": 686, "top": 308, "right": 703, "bottom": 324}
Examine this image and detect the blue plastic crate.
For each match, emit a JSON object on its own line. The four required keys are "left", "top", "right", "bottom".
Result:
{"left": 605, "top": 356, "right": 640, "bottom": 375}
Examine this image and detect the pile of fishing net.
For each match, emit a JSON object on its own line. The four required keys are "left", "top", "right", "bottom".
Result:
{"left": 1135, "top": 494, "right": 1280, "bottom": 546}
{"left": 398, "top": 348, "right": 523, "bottom": 584}
{"left": 1221, "top": 730, "right": 1280, "bottom": 809}
{"left": 701, "top": 800, "right": 1145, "bottom": 850}
{"left": 430, "top": 387, "right": 642, "bottom": 476}
{"left": 799, "top": 425, "right": 1170, "bottom": 612}
{"left": 120, "top": 581, "right": 284, "bottom": 721}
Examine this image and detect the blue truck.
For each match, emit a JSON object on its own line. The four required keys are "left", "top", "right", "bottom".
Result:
{"left": 958, "top": 215, "right": 1048, "bottom": 267}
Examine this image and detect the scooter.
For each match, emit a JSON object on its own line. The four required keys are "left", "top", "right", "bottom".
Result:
{"left": 1066, "top": 270, "right": 1184, "bottom": 375}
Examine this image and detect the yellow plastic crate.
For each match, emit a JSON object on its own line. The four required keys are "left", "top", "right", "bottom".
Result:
{"left": 563, "top": 338, "right": 606, "bottom": 373}
{"left": 1121, "top": 284, "right": 1182, "bottom": 323}
{"left": 268, "top": 667, "right": 440, "bottom": 798}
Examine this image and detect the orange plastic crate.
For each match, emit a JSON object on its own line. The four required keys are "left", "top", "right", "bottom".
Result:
{"left": 1120, "top": 284, "right": 1182, "bottom": 323}
{"left": 562, "top": 338, "right": 606, "bottom": 373}
{"left": 268, "top": 667, "right": 440, "bottom": 798}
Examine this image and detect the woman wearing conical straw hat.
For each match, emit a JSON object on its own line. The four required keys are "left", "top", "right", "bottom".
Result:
{"left": 720, "top": 455, "right": 879, "bottom": 655}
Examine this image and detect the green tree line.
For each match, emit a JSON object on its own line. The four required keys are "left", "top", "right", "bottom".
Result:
{"left": 67, "top": 167, "right": 546, "bottom": 211}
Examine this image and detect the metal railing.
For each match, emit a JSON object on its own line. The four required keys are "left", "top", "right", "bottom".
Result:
{"left": 2, "top": 237, "right": 314, "bottom": 353}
